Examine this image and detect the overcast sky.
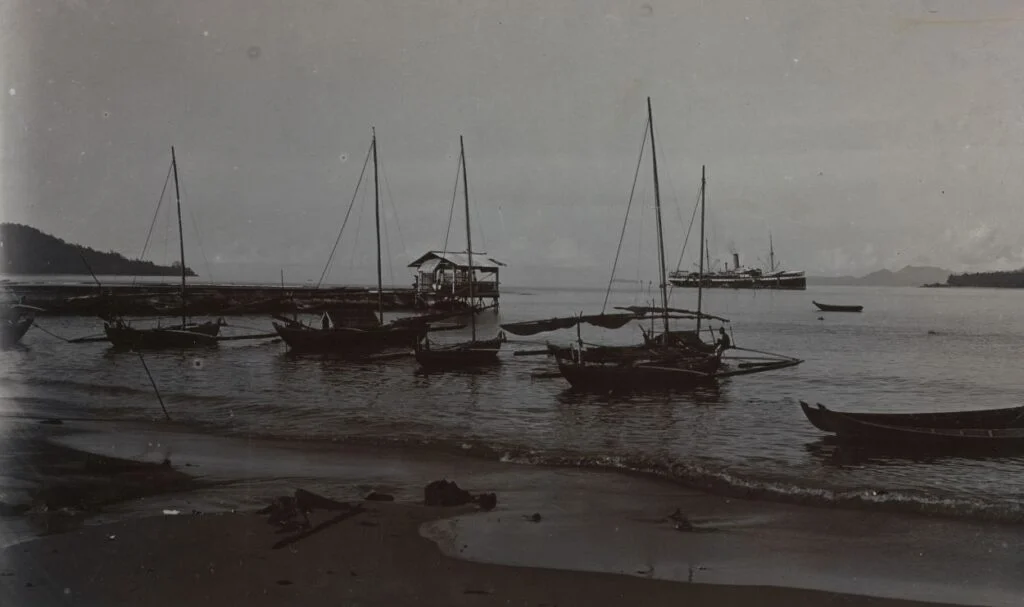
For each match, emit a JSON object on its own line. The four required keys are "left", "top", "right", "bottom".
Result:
{"left": 4, "top": 0, "right": 1024, "bottom": 286}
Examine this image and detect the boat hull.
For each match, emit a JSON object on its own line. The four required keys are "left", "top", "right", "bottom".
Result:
{"left": 414, "top": 336, "right": 502, "bottom": 369}
{"left": 555, "top": 353, "right": 720, "bottom": 392}
{"left": 812, "top": 301, "right": 863, "bottom": 313}
{"left": 1, "top": 317, "right": 34, "bottom": 348}
{"left": 801, "top": 401, "right": 1024, "bottom": 432}
{"left": 823, "top": 406, "right": 1024, "bottom": 454}
{"left": 104, "top": 321, "right": 221, "bottom": 349}
{"left": 273, "top": 323, "right": 424, "bottom": 355}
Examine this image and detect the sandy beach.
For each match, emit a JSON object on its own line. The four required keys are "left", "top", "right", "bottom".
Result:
{"left": 1, "top": 500, "right": 968, "bottom": 607}
{"left": 1, "top": 420, "right": 1019, "bottom": 606}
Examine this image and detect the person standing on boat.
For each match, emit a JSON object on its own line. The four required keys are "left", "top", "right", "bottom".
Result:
{"left": 716, "top": 327, "right": 732, "bottom": 352}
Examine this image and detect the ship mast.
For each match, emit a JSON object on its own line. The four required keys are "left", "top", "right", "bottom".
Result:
{"left": 697, "top": 165, "right": 706, "bottom": 334}
{"left": 171, "top": 146, "right": 187, "bottom": 329}
{"left": 647, "top": 97, "right": 670, "bottom": 338}
{"left": 460, "top": 135, "right": 476, "bottom": 342}
{"left": 769, "top": 232, "right": 776, "bottom": 272}
{"left": 372, "top": 128, "right": 383, "bottom": 325}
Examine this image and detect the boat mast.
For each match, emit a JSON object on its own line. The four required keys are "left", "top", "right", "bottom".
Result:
{"left": 372, "top": 128, "right": 384, "bottom": 324}
{"left": 460, "top": 136, "right": 477, "bottom": 342}
{"left": 697, "top": 165, "right": 706, "bottom": 334}
{"left": 769, "top": 232, "right": 775, "bottom": 272}
{"left": 171, "top": 146, "right": 187, "bottom": 328}
{"left": 646, "top": 97, "right": 670, "bottom": 338}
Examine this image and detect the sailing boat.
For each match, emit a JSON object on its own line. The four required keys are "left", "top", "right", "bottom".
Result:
{"left": 103, "top": 147, "right": 221, "bottom": 349}
{"left": 550, "top": 99, "right": 722, "bottom": 391}
{"left": 272, "top": 128, "right": 428, "bottom": 354}
{"left": 414, "top": 136, "right": 504, "bottom": 369}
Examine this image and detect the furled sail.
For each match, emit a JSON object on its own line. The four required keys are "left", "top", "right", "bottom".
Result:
{"left": 500, "top": 312, "right": 637, "bottom": 337}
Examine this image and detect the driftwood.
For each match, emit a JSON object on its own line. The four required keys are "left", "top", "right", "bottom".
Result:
{"left": 271, "top": 505, "right": 366, "bottom": 550}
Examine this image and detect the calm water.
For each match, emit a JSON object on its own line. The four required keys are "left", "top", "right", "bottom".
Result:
{"left": 4, "top": 284, "right": 1024, "bottom": 522}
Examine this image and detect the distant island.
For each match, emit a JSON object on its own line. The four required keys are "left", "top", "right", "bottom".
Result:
{"left": 808, "top": 265, "right": 952, "bottom": 287}
{"left": 0, "top": 223, "right": 195, "bottom": 277}
{"left": 942, "top": 270, "right": 1024, "bottom": 289}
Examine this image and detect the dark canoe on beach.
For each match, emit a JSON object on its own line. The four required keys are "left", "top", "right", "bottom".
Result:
{"left": 821, "top": 405, "right": 1024, "bottom": 454}
{"left": 800, "top": 401, "right": 1024, "bottom": 432}
{"left": 812, "top": 301, "right": 863, "bottom": 312}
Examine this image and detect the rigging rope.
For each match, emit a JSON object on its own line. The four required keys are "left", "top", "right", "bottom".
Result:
{"left": 441, "top": 148, "right": 462, "bottom": 260}
{"left": 667, "top": 184, "right": 702, "bottom": 300}
{"left": 378, "top": 143, "right": 408, "bottom": 267}
{"left": 602, "top": 118, "right": 650, "bottom": 315}
{"left": 134, "top": 161, "right": 174, "bottom": 287}
{"left": 178, "top": 176, "right": 214, "bottom": 282}
{"left": 317, "top": 140, "right": 373, "bottom": 288}
{"left": 345, "top": 175, "right": 368, "bottom": 278}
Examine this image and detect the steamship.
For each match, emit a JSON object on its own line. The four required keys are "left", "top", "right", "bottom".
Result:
{"left": 668, "top": 250, "right": 806, "bottom": 291}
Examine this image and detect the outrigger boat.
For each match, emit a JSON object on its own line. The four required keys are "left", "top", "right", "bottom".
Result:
{"left": 414, "top": 136, "right": 504, "bottom": 369}
{"left": 502, "top": 98, "right": 801, "bottom": 392}
{"left": 273, "top": 129, "right": 429, "bottom": 355}
{"left": 103, "top": 147, "right": 221, "bottom": 349}
{"left": 800, "top": 401, "right": 1024, "bottom": 432}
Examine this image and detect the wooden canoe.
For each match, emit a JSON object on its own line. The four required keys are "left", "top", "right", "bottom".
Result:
{"left": 812, "top": 301, "right": 863, "bottom": 312}
{"left": 822, "top": 405, "right": 1024, "bottom": 453}
{"left": 800, "top": 401, "right": 1024, "bottom": 432}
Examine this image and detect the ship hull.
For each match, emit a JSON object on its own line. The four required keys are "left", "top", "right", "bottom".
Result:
{"left": 668, "top": 273, "right": 806, "bottom": 290}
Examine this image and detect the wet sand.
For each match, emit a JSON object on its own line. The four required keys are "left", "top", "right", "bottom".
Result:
{"left": 0, "top": 420, "right": 1019, "bottom": 606}
{"left": 0, "top": 502, "right": 964, "bottom": 607}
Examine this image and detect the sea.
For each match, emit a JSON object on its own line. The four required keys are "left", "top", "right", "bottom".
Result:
{"left": 3, "top": 283, "right": 1024, "bottom": 525}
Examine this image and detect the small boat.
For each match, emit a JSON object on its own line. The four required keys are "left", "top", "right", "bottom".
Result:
{"left": 499, "top": 99, "right": 801, "bottom": 391}
{"left": 800, "top": 401, "right": 1024, "bottom": 432}
{"left": 104, "top": 319, "right": 221, "bottom": 349}
{"left": 554, "top": 346, "right": 719, "bottom": 392}
{"left": 272, "top": 129, "right": 428, "bottom": 356}
{"left": 415, "top": 135, "right": 503, "bottom": 370}
{"left": 1, "top": 301, "right": 44, "bottom": 348}
{"left": 103, "top": 147, "right": 221, "bottom": 349}
{"left": 821, "top": 405, "right": 1024, "bottom": 453}
{"left": 812, "top": 301, "right": 863, "bottom": 313}
{"left": 1, "top": 315, "right": 34, "bottom": 348}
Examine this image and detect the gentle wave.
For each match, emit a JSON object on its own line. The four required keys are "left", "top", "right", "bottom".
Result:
{"left": 173, "top": 419, "right": 1024, "bottom": 525}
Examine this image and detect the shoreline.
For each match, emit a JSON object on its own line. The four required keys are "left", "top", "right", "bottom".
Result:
{"left": 0, "top": 502, "right": 972, "bottom": 607}
{"left": 1, "top": 424, "right": 1022, "bottom": 605}
{"left": 35, "top": 416, "right": 1024, "bottom": 527}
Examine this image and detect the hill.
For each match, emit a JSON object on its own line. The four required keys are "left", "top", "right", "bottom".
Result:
{"left": 0, "top": 223, "right": 195, "bottom": 277}
{"left": 809, "top": 265, "right": 951, "bottom": 287}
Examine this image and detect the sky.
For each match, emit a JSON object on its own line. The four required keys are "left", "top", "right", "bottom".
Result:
{"left": 4, "top": 0, "right": 1024, "bottom": 286}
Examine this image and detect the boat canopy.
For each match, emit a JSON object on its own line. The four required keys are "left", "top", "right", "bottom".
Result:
{"left": 614, "top": 306, "right": 730, "bottom": 323}
{"left": 500, "top": 313, "right": 637, "bottom": 337}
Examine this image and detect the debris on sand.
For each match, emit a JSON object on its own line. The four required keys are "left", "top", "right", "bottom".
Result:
{"left": 474, "top": 492, "right": 498, "bottom": 511}
{"left": 424, "top": 480, "right": 498, "bottom": 510}
{"left": 424, "top": 480, "right": 472, "bottom": 507}
{"left": 258, "top": 489, "right": 351, "bottom": 530}
{"left": 365, "top": 491, "right": 395, "bottom": 502}
{"left": 668, "top": 508, "right": 694, "bottom": 531}
{"left": 524, "top": 513, "right": 542, "bottom": 523}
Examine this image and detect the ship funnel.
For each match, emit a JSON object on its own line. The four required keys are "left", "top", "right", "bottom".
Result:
{"left": 732, "top": 252, "right": 740, "bottom": 269}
